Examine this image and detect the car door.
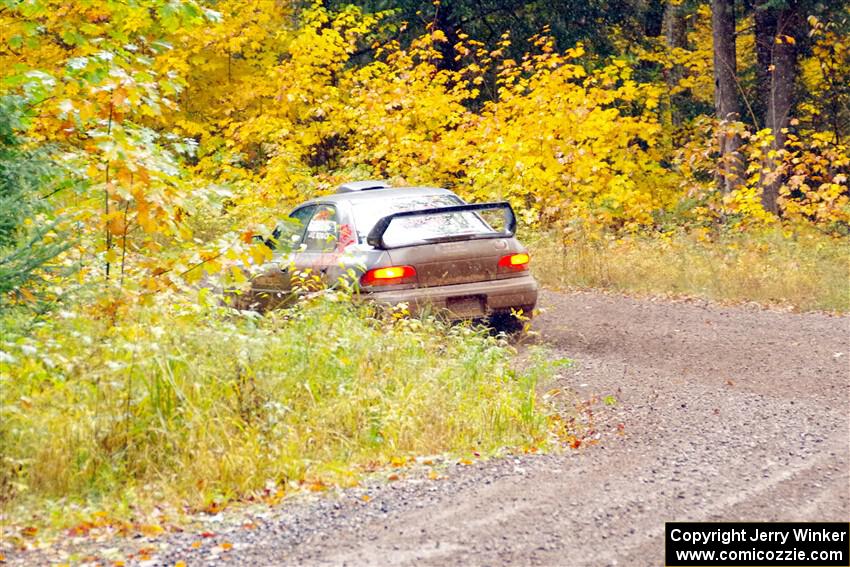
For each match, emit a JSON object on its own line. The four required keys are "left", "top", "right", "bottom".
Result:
{"left": 247, "top": 205, "right": 316, "bottom": 309}
{"left": 294, "top": 203, "right": 343, "bottom": 287}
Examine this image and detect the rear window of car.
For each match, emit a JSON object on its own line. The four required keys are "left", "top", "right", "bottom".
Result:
{"left": 351, "top": 193, "right": 501, "bottom": 247}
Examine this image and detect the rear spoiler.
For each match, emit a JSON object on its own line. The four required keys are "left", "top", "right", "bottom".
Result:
{"left": 366, "top": 202, "right": 517, "bottom": 249}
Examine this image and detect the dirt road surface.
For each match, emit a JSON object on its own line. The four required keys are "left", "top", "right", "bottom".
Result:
{"left": 9, "top": 290, "right": 850, "bottom": 566}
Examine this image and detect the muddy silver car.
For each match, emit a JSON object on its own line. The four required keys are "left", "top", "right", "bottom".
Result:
{"left": 235, "top": 181, "right": 538, "bottom": 323}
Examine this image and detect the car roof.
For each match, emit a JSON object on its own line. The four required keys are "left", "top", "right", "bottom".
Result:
{"left": 299, "top": 186, "right": 458, "bottom": 207}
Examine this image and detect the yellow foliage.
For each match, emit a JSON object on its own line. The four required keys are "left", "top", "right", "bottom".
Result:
{"left": 1, "top": 0, "right": 848, "bottom": 302}
{"left": 163, "top": 6, "right": 680, "bottom": 233}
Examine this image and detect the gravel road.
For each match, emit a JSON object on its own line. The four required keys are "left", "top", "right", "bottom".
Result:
{"left": 8, "top": 290, "right": 850, "bottom": 566}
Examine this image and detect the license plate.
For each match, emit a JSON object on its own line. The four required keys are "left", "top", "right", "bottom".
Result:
{"left": 446, "top": 295, "right": 485, "bottom": 317}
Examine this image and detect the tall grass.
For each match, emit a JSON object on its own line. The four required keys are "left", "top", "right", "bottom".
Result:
{"left": 528, "top": 226, "right": 849, "bottom": 312}
{"left": 0, "top": 291, "right": 550, "bottom": 524}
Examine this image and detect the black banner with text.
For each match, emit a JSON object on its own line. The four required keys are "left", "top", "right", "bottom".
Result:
{"left": 665, "top": 522, "right": 850, "bottom": 566}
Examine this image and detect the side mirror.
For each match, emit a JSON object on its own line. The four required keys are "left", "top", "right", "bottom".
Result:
{"left": 253, "top": 234, "right": 274, "bottom": 250}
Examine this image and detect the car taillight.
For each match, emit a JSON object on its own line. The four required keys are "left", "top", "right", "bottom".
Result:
{"left": 498, "top": 253, "right": 530, "bottom": 271}
{"left": 360, "top": 265, "right": 417, "bottom": 286}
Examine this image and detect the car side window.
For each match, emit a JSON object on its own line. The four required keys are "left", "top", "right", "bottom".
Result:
{"left": 272, "top": 205, "right": 316, "bottom": 250}
{"left": 302, "top": 205, "right": 339, "bottom": 253}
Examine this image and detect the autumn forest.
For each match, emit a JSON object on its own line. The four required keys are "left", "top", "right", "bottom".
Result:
{"left": 1, "top": 0, "right": 848, "bottom": 553}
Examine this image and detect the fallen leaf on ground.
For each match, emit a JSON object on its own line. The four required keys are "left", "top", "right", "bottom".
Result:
{"left": 204, "top": 501, "right": 223, "bottom": 514}
{"left": 140, "top": 524, "right": 164, "bottom": 537}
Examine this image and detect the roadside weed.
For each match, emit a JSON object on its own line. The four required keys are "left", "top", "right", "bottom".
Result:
{"left": 529, "top": 226, "right": 849, "bottom": 312}
{"left": 0, "top": 291, "right": 553, "bottom": 526}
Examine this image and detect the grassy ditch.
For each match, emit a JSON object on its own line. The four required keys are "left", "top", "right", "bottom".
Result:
{"left": 528, "top": 226, "right": 849, "bottom": 312}
{"left": 0, "top": 291, "right": 554, "bottom": 528}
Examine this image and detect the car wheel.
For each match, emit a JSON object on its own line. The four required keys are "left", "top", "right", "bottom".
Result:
{"left": 489, "top": 305, "right": 534, "bottom": 334}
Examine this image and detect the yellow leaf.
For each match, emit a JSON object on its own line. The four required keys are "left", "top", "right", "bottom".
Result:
{"left": 249, "top": 243, "right": 273, "bottom": 265}
{"left": 202, "top": 259, "right": 221, "bottom": 275}
{"left": 229, "top": 265, "right": 247, "bottom": 284}
{"left": 140, "top": 524, "right": 164, "bottom": 537}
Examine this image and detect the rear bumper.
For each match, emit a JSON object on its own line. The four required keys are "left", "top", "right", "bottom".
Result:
{"left": 364, "top": 274, "right": 538, "bottom": 316}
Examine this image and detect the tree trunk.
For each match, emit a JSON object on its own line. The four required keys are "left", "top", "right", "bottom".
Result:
{"left": 753, "top": 2, "right": 776, "bottom": 126}
{"left": 662, "top": 1, "right": 688, "bottom": 126}
{"left": 760, "top": 6, "right": 800, "bottom": 214}
{"left": 433, "top": 2, "right": 461, "bottom": 72}
{"left": 663, "top": 2, "right": 687, "bottom": 56}
{"left": 711, "top": 0, "right": 743, "bottom": 193}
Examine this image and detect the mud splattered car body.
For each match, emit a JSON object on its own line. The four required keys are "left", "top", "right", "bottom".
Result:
{"left": 236, "top": 181, "right": 538, "bottom": 321}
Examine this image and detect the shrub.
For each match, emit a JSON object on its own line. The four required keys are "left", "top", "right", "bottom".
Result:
{"left": 0, "top": 289, "right": 550, "bottom": 519}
